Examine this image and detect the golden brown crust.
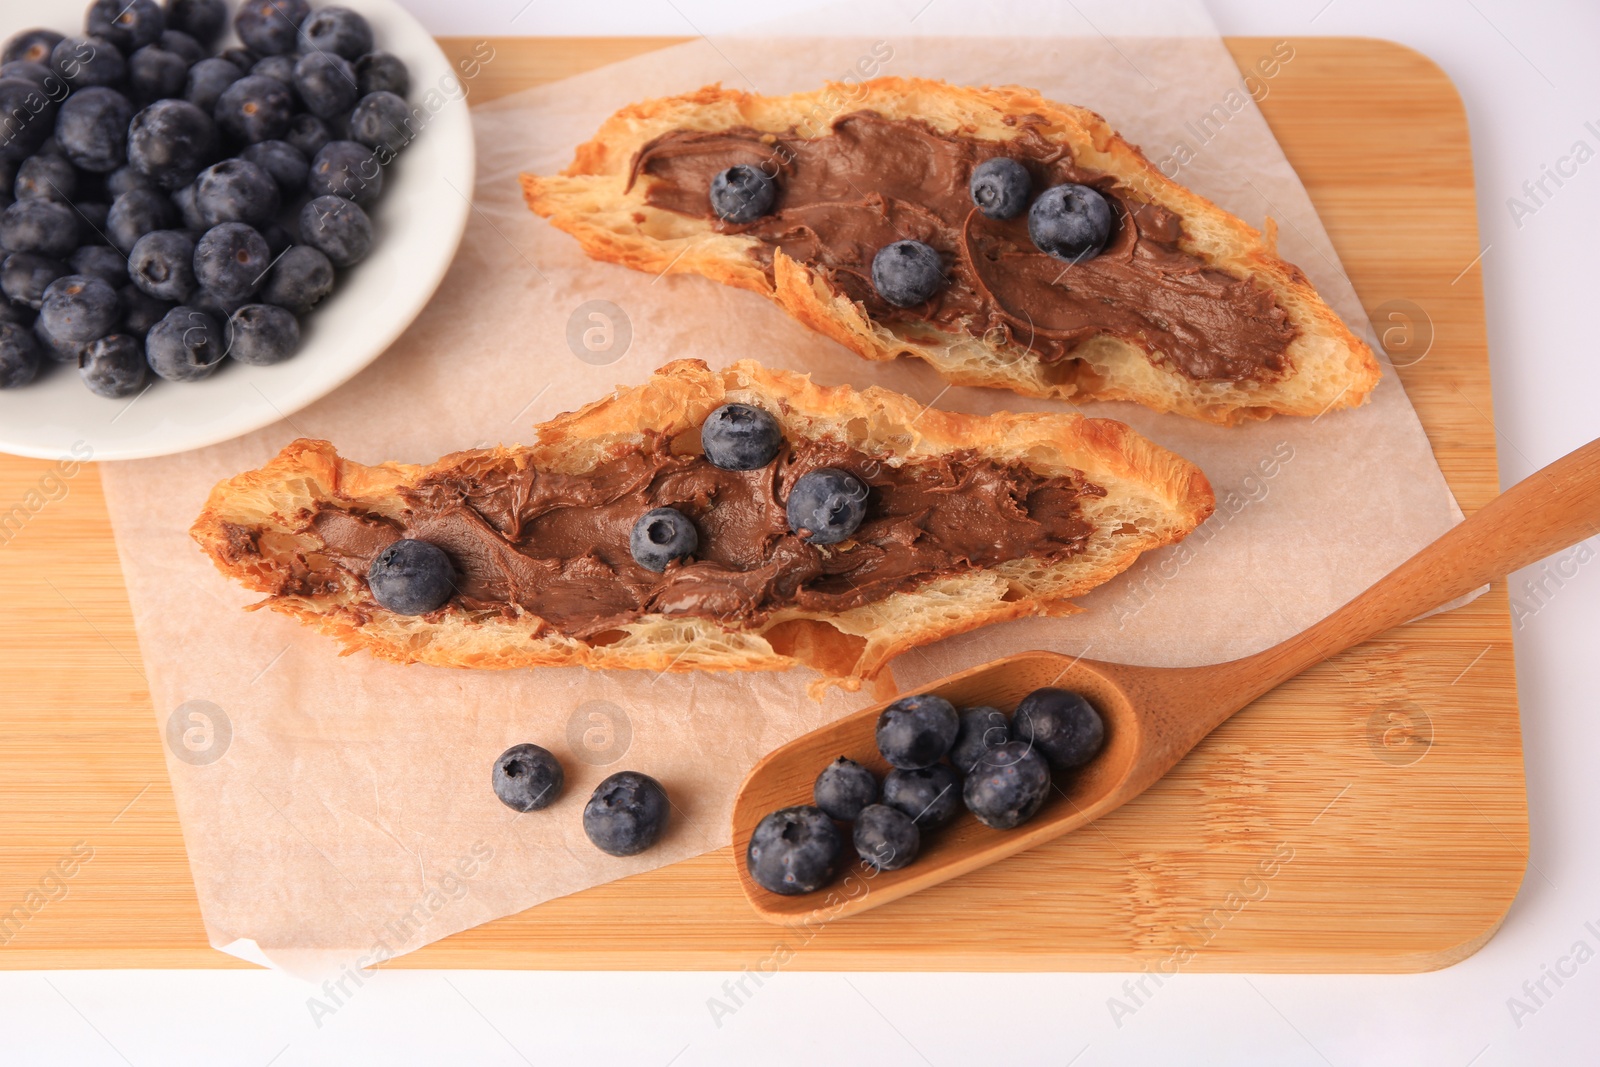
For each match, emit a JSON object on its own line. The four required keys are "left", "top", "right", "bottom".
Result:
{"left": 192, "top": 360, "right": 1213, "bottom": 694}
{"left": 520, "top": 77, "right": 1381, "bottom": 426}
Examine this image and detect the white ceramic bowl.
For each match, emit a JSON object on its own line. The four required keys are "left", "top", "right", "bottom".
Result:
{"left": 0, "top": 0, "right": 473, "bottom": 459}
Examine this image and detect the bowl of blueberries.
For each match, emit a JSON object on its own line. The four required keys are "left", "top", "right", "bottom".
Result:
{"left": 0, "top": 0, "right": 473, "bottom": 459}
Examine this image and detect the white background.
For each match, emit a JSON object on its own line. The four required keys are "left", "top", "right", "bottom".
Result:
{"left": 4, "top": 0, "right": 1598, "bottom": 1063}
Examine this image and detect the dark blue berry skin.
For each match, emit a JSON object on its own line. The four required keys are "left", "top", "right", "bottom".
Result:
{"left": 225, "top": 303, "right": 298, "bottom": 365}
{"left": 1010, "top": 688, "right": 1105, "bottom": 771}
{"left": 813, "top": 757, "right": 878, "bottom": 821}
{"left": 355, "top": 52, "right": 409, "bottom": 97}
{"left": 55, "top": 87, "right": 135, "bottom": 173}
{"left": 190, "top": 285, "right": 246, "bottom": 321}
{"left": 107, "top": 164, "right": 156, "bottom": 198}
{"left": 234, "top": 0, "right": 310, "bottom": 56}
{"left": 871, "top": 239, "right": 944, "bottom": 307}
{"left": 127, "top": 43, "right": 191, "bottom": 104}
{"left": 40, "top": 274, "right": 118, "bottom": 343}
{"left": 50, "top": 36, "right": 125, "bottom": 90}
{"left": 883, "top": 764, "right": 962, "bottom": 829}
{"left": 950, "top": 705, "right": 1011, "bottom": 773}
{"left": 293, "top": 52, "right": 359, "bottom": 121}
{"left": 69, "top": 244, "right": 127, "bottom": 288}
{"left": 159, "top": 29, "right": 207, "bottom": 65}
{"left": 240, "top": 139, "right": 307, "bottom": 196}
{"left": 1, "top": 198, "right": 78, "bottom": 258}
{"left": 171, "top": 181, "right": 205, "bottom": 229}
{"left": 34, "top": 315, "right": 86, "bottom": 363}
{"left": 962, "top": 741, "right": 1050, "bottom": 829}
{"left": 145, "top": 304, "right": 222, "bottom": 380}
{"left": 129, "top": 229, "right": 196, "bottom": 300}
{"left": 876, "top": 693, "right": 959, "bottom": 770}
{"left": 183, "top": 56, "right": 242, "bottom": 113}
{"left": 258, "top": 243, "right": 331, "bottom": 314}
{"left": 349, "top": 91, "right": 413, "bottom": 155}
{"left": 0, "top": 321, "right": 41, "bottom": 387}
{"left": 128, "top": 99, "right": 218, "bottom": 190}
{"left": 701, "top": 403, "right": 782, "bottom": 471}
{"left": 193, "top": 221, "right": 268, "bottom": 302}
{"left": 86, "top": 0, "right": 165, "bottom": 53}
{"left": 194, "top": 159, "right": 279, "bottom": 226}
{"left": 969, "top": 156, "right": 1032, "bottom": 220}
{"left": 367, "top": 538, "right": 455, "bottom": 614}
{"left": 853, "top": 804, "right": 919, "bottom": 871}
{"left": 1028, "top": 183, "right": 1113, "bottom": 263}
{"left": 75, "top": 201, "right": 112, "bottom": 245}
{"left": 709, "top": 164, "right": 775, "bottom": 224}
{"left": 492, "top": 743, "right": 565, "bottom": 813}
{"left": 747, "top": 806, "right": 841, "bottom": 895}
{"left": 0, "top": 79, "right": 58, "bottom": 161}
{"left": 215, "top": 74, "right": 294, "bottom": 145}
{"left": 299, "top": 6, "right": 373, "bottom": 60}
{"left": 3, "top": 30, "right": 64, "bottom": 67}
{"left": 583, "top": 771, "right": 670, "bottom": 857}
{"left": 307, "top": 140, "right": 381, "bottom": 206}
{"left": 108, "top": 187, "right": 176, "bottom": 252}
{"left": 298, "top": 194, "right": 371, "bottom": 267}
{"left": 786, "top": 467, "right": 868, "bottom": 545}
{"left": 217, "top": 47, "right": 259, "bottom": 74}
{"left": 1, "top": 252, "right": 66, "bottom": 308}
{"left": 166, "top": 0, "right": 227, "bottom": 47}
{"left": 118, "top": 283, "right": 171, "bottom": 338}
{"left": 14, "top": 154, "right": 76, "bottom": 202}
{"left": 250, "top": 54, "right": 297, "bottom": 93}
{"left": 0, "top": 60, "right": 61, "bottom": 92}
{"left": 629, "top": 506, "right": 698, "bottom": 572}
{"left": 79, "top": 333, "right": 146, "bottom": 398}
{"left": 284, "top": 112, "right": 329, "bottom": 158}
{"left": 258, "top": 220, "right": 290, "bottom": 256}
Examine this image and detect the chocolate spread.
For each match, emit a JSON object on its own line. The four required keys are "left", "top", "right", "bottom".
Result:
{"left": 629, "top": 112, "right": 1296, "bottom": 382}
{"left": 274, "top": 436, "right": 1102, "bottom": 636}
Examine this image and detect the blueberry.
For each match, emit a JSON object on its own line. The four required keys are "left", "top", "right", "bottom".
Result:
{"left": 50, "top": 37, "right": 125, "bottom": 90}
{"left": 969, "top": 156, "right": 1031, "bottom": 220}
{"left": 129, "top": 229, "right": 196, "bottom": 300}
{"left": 240, "top": 139, "right": 306, "bottom": 196}
{"left": 0, "top": 299, "right": 27, "bottom": 326}
{"left": 146, "top": 304, "right": 222, "bottom": 380}
{"left": 950, "top": 705, "right": 1011, "bottom": 773}
{"left": 349, "top": 92, "right": 414, "bottom": 156}
{"left": 786, "top": 467, "right": 867, "bottom": 545}
{"left": 2, "top": 30, "right": 64, "bottom": 67}
{"left": 234, "top": 0, "right": 310, "bottom": 56}
{"left": 284, "top": 112, "right": 329, "bottom": 158}
{"left": 117, "top": 283, "right": 170, "bottom": 337}
{"left": 583, "top": 771, "right": 670, "bottom": 857}
{"left": 708, "top": 164, "right": 775, "bottom": 224}
{"left": 813, "top": 756, "right": 878, "bottom": 821}
{"left": 128, "top": 99, "right": 218, "bottom": 190}
{"left": 367, "top": 537, "right": 454, "bottom": 614}
{"left": 298, "top": 6, "right": 373, "bottom": 60}
{"left": 55, "top": 87, "right": 135, "bottom": 173}
{"left": 1010, "top": 688, "right": 1105, "bottom": 770}
{"left": 747, "top": 806, "right": 841, "bottom": 895}
{"left": 215, "top": 75, "right": 294, "bottom": 145}
{"left": 1, "top": 199, "right": 78, "bottom": 257}
{"left": 307, "top": 140, "right": 381, "bottom": 206}
{"left": 853, "top": 804, "right": 920, "bottom": 871}
{"left": 40, "top": 274, "right": 119, "bottom": 343}
{"left": 217, "top": 47, "right": 259, "bottom": 74}
{"left": 183, "top": 56, "right": 242, "bottom": 113}
{"left": 0, "top": 60, "right": 62, "bottom": 93}
{"left": 108, "top": 187, "right": 176, "bottom": 252}
{"left": 491, "top": 743, "right": 564, "bottom": 813}
{"left": 871, "top": 239, "right": 944, "bottom": 307}
{"left": 629, "top": 506, "right": 698, "bottom": 572}
{"left": 194, "top": 159, "right": 279, "bottom": 226}
{"left": 86, "top": 0, "right": 165, "bottom": 53}
{"left": 1, "top": 252, "right": 67, "bottom": 309}
{"left": 701, "top": 402, "right": 782, "bottom": 471}
{"left": 258, "top": 243, "right": 331, "bottom": 314}
{"left": 298, "top": 194, "right": 371, "bottom": 267}
{"left": 14, "top": 154, "right": 76, "bottom": 202}
{"left": 0, "top": 320, "right": 41, "bottom": 387}
{"left": 34, "top": 315, "right": 86, "bottom": 363}
{"left": 78, "top": 333, "right": 146, "bottom": 397}
{"left": 257, "top": 221, "right": 291, "bottom": 256}
{"left": 250, "top": 54, "right": 298, "bottom": 95}
{"left": 882, "top": 764, "right": 962, "bottom": 829}
{"left": 0, "top": 78, "right": 57, "bottom": 160}
{"left": 193, "top": 222, "right": 268, "bottom": 302}
{"left": 1028, "top": 183, "right": 1113, "bottom": 263}
{"left": 189, "top": 286, "right": 247, "bottom": 322}
{"left": 355, "top": 51, "right": 409, "bottom": 98}
{"left": 127, "top": 43, "right": 191, "bottom": 104}
{"left": 158, "top": 28, "right": 208, "bottom": 65}
{"left": 107, "top": 164, "right": 156, "bottom": 198}
{"left": 875, "top": 693, "right": 959, "bottom": 770}
{"left": 166, "top": 0, "right": 227, "bottom": 47}
{"left": 293, "top": 52, "right": 359, "bottom": 121}
{"left": 171, "top": 181, "right": 205, "bottom": 230}
{"left": 225, "top": 303, "right": 298, "bottom": 365}
{"left": 962, "top": 742, "right": 1050, "bottom": 830}
{"left": 69, "top": 244, "right": 127, "bottom": 288}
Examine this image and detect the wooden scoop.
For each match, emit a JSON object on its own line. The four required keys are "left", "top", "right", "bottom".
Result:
{"left": 732, "top": 436, "right": 1600, "bottom": 925}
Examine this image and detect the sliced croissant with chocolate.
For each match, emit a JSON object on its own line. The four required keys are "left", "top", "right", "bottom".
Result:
{"left": 192, "top": 360, "right": 1213, "bottom": 693}
{"left": 521, "top": 77, "right": 1380, "bottom": 425}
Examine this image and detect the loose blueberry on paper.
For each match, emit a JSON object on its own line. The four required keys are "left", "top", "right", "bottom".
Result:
{"left": 492, "top": 743, "right": 565, "bottom": 813}
{"left": 583, "top": 771, "right": 670, "bottom": 857}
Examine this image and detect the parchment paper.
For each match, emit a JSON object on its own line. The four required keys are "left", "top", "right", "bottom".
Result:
{"left": 98, "top": 1, "right": 1466, "bottom": 976}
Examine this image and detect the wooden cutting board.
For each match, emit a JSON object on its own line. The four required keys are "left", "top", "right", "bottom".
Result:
{"left": 0, "top": 37, "right": 1523, "bottom": 971}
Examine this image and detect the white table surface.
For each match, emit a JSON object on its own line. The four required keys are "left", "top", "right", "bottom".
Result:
{"left": 5, "top": 1, "right": 1597, "bottom": 1063}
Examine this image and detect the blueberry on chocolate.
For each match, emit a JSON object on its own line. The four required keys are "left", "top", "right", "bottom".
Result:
{"left": 969, "top": 156, "right": 1031, "bottom": 219}
{"left": 366, "top": 538, "right": 455, "bottom": 615}
{"left": 492, "top": 743, "right": 564, "bottom": 812}
{"left": 875, "top": 693, "right": 959, "bottom": 770}
{"left": 786, "top": 467, "right": 867, "bottom": 545}
{"left": 1028, "top": 182, "right": 1113, "bottom": 263}
{"left": 870, "top": 239, "right": 944, "bottom": 307}
{"left": 853, "top": 804, "right": 919, "bottom": 871}
{"left": 1011, "top": 687, "right": 1105, "bottom": 770}
{"left": 747, "top": 805, "right": 842, "bottom": 895}
{"left": 709, "top": 163, "right": 775, "bottom": 224}
{"left": 701, "top": 402, "right": 782, "bottom": 470}
{"left": 630, "top": 506, "right": 698, "bottom": 572}
{"left": 962, "top": 741, "right": 1050, "bottom": 829}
